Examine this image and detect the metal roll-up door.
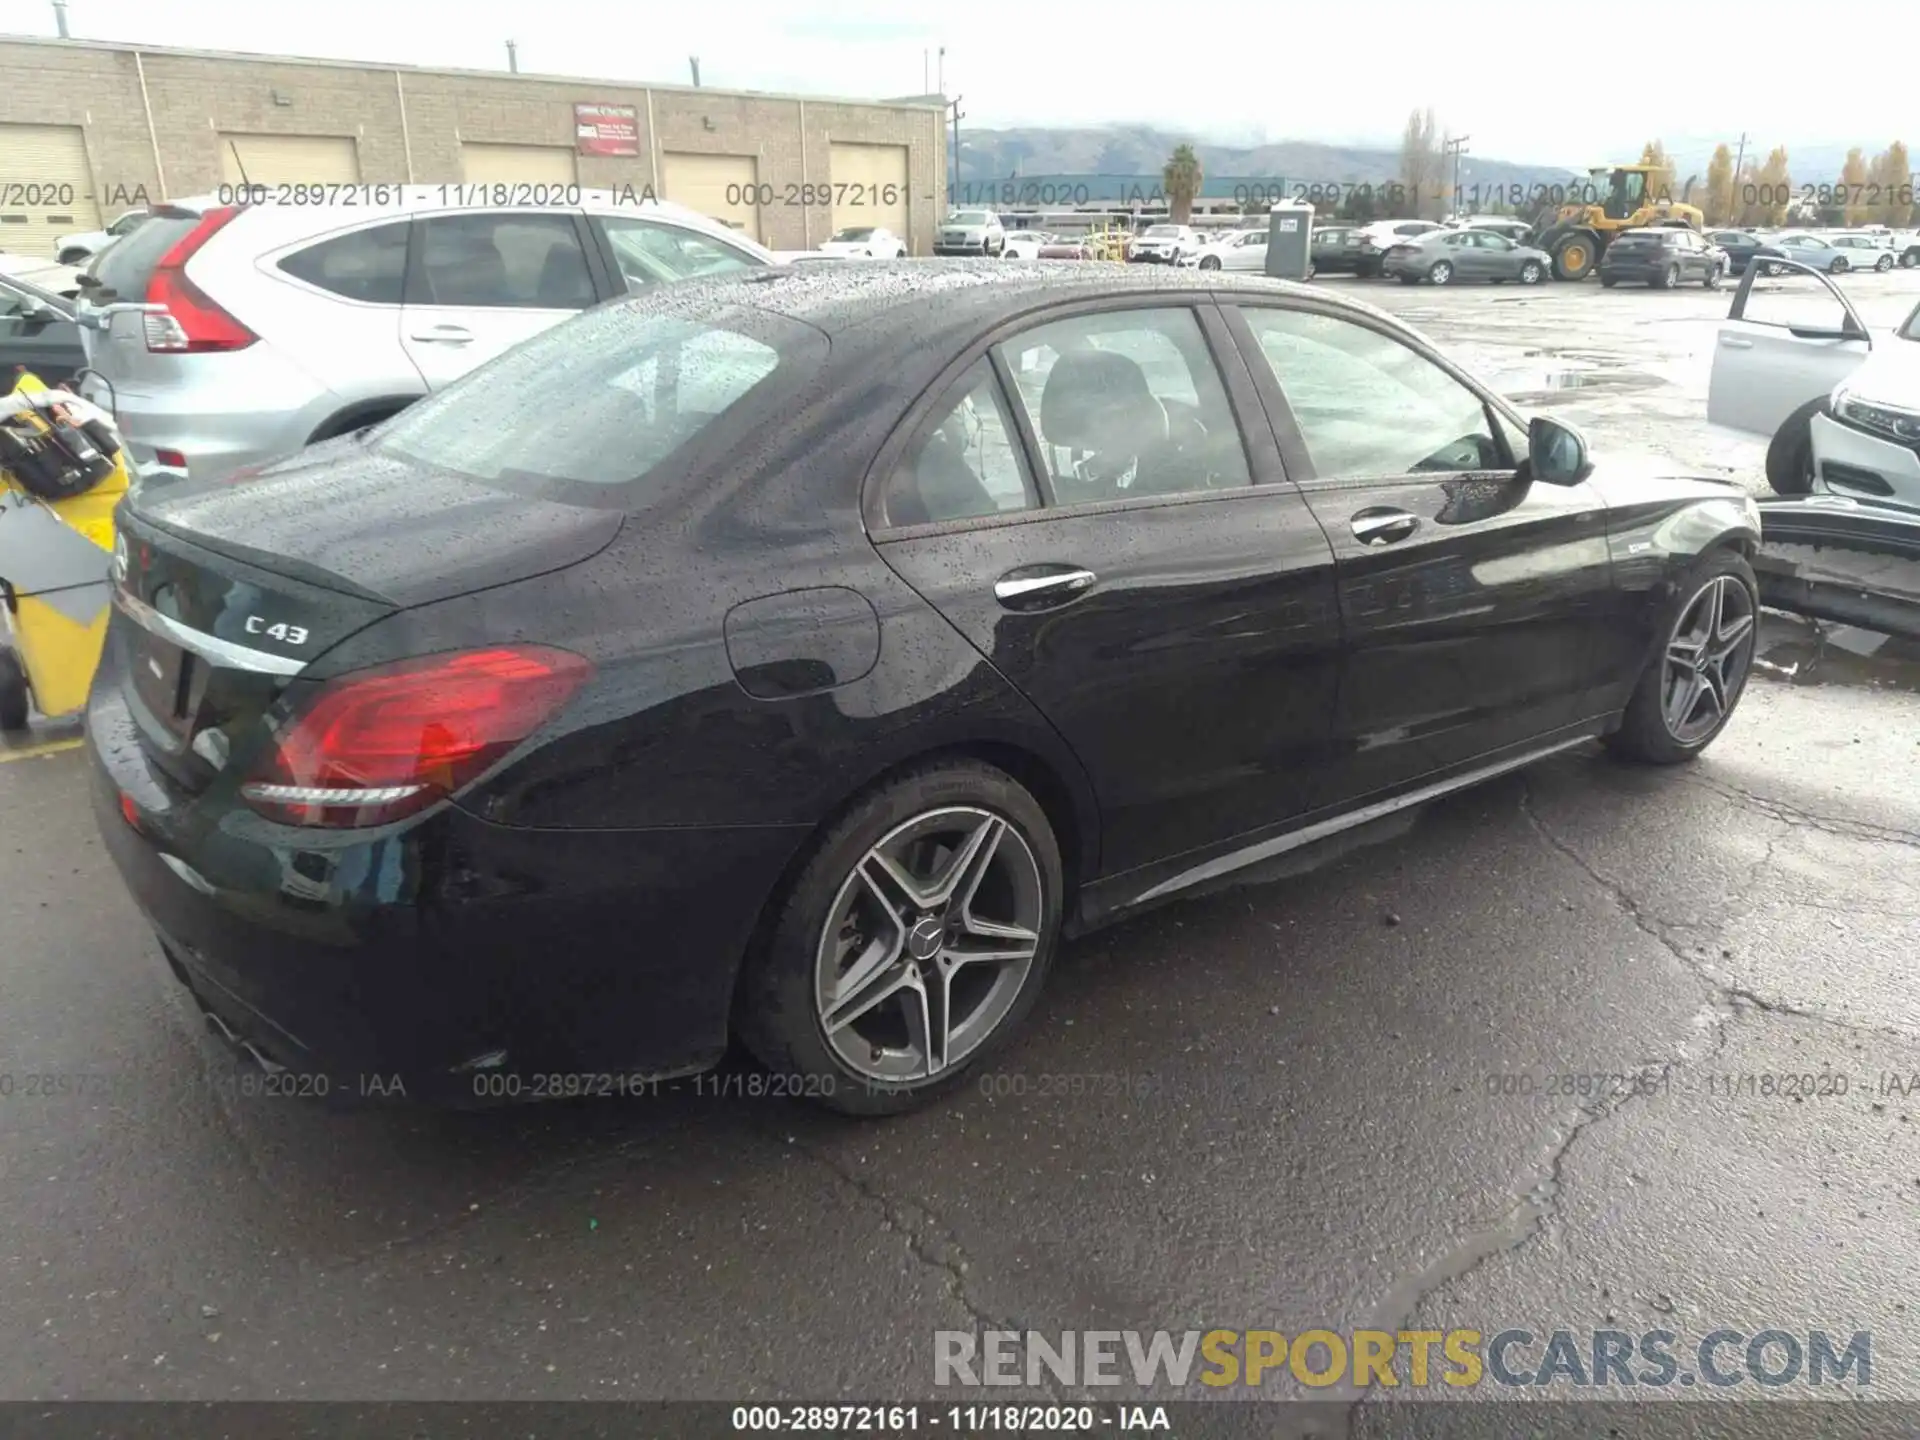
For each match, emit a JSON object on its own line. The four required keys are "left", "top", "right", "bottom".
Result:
{"left": 460, "top": 144, "right": 579, "bottom": 186}
{"left": 661, "top": 153, "right": 761, "bottom": 242}
{"left": 218, "top": 134, "right": 362, "bottom": 187}
{"left": 828, "top": 142, "right": 909, "bottom": 248}
{"left": 0, "top": 123, "right": 101, "bottom": 259}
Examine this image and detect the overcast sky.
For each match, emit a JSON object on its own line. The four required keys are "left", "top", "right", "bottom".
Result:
{"left": 3, "top": 0, "right": 1915, "bottom": 172}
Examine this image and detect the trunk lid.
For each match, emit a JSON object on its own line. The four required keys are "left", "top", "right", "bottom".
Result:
{"left": 112, "top": 439, "right": 624, "bottom": 796}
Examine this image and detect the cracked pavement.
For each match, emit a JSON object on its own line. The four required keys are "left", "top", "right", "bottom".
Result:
{"left": 4, "top": 276, "right": 1919, "bottom": 1427}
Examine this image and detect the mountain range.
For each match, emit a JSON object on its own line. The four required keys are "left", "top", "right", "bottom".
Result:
{"left": 952, "top": 127, "right": 1887, "bottom": 188}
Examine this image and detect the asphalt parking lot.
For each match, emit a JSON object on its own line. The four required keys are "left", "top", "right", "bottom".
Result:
{"left": 4, "top": 268, "right": 1920, "bottom": 1430}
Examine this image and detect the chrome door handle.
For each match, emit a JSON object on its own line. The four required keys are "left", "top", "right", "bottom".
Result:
{"left": 1351, "top": 508, "right": 1419, "bottom": 545}
{"left": 409, "top": 325, "right": 474, "bottom": 344}
{"left": 1719, "top": 337, "right": 1754, "bottom": 349}
{"left": 994, "top": 568, "right": 1097, "bottom": 606}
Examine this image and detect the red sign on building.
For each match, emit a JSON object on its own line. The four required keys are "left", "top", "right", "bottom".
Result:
{"left": 575, "top": 104, "right": 641, "bottom": 157}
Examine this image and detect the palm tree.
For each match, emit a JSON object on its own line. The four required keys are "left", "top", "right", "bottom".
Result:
{"left": 1163, "top": 145, "right": 1203, "bottom": 224}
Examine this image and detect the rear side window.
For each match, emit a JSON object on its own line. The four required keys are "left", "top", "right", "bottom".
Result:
{"left": 278, "top": 221, "right": 409, "bottom": 304}
{"left": 373, "top": 302, "right": 815, "bottom": 491}
{"left": 416, "top": 213, "right": 596, "bottom": 309}
{"left": 883, "top": 361, "right": 1037, "bottom": 526}
{"left": 598, "top": 216, "right": 761, "bottom": 292}
{"left": 90, "top": 212, "right": 200, "bottom": 301}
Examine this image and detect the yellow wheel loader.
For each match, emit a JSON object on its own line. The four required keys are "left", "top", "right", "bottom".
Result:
{"left": 1535, "top": 165, "right": 1707, "bottom": 281}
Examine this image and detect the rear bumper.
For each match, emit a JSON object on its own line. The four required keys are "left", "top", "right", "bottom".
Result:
{"left": 87, "top": 678, "right": 811, "bottom": 1106}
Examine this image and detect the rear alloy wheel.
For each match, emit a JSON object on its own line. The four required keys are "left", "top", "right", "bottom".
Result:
{"left": 1199, "top": 255, "right": 1221, "bottom": 270}
{"left": 1904, "top": 250, "right": 1920, "bottom": 269}
{"left": 1519, "top": 260, "right": 1544, "bottom": 284}
{"left": 738, "top": 761, "right": 1062, "bottom": 1115}
{"left": 0, "top": 648, "right": 29, "bottom": 732}
{"left": 1876, "top": 253, "right": 1894, "bottom": 272}
{"left": 1606, "top": 552, "right": 1758, "bottom": 764}
{"left": 1831, "top": 256, "right": 1849, "bottom": 274}
{"left": 1704, "top": 263, "right": 1724, "bottom": 290}
{"left": 1657, "top": 263, "right": 1680, "bottom": 290}
{"left": 1428, "top": 260, "right": 1454, "bottom": 285}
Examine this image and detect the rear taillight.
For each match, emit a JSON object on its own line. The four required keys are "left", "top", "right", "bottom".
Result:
{"left": 240, "top": 646, "right": 593, "bottom": 828}
{"left": 143, "top": 207, "right": 255, "bottom": 353}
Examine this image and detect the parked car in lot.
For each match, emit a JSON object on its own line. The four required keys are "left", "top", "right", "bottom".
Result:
{"left": 89, "top": 260, "right": 1764, "bottom": 1116}
{"left": 1037, "top": 234, "right": 1093, "bottom": 260}
{"left": 0, "top": 271, "right": 86, "bottom": 387}
{"left": 1000, "top": 231, "right": 1054, "bottom": 260}
{"left": 1383, "top": 227, "right": 1551, "bottom": 285}
{"left": 819, "top": 226, "right": 908, "bottom": 259}
{"left": 1755, "top": 233, "right": 1856, "bottom": 275}
{"left": 934, "top": 210, "right": 1006, "bottom": 257}
{"left": 1706, "top": 229, "right": 1775, "bottom": 275}
{"left": 1354, "top": 219, "right": 1449, "bottom": 277}
{"left": 53, "top": 208, "right": 155, "bottom": 267}
{"left": 1181, "top": 228, "right": 1267, "bottom": 272}
{"left": 1897, "top": 230, "right": 1920, "bottom": 268}
{"left": 1709, "top": 256, "right": 1920, "bottom": 506}
{"left": 1460, "top": 217, "right": 1535, "bottom": 244}
{"left": 1597, "top": 227, "right": 1727, "bottom": 289}
{"left": 1128, "top": 223, "right": 1201, "bottom": 264}
{"left": 0, "top": 251, "right": 88, "bottom": 299}
{"left": 1309, "top": 224, "right": 1365, "bottom": 275}
{"left": 72, "top": 189, "right": 777, "bottom": 485}
{"left": 1826, "top": 231, "right": 1898, "bottom": 272}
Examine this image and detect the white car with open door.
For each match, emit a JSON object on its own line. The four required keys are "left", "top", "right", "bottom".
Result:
{"left": 1708, "top": 256, "right": 1920, "bottom": 508}
{"left": 1179, "top": 229, "right": 1269, "bottom": 272}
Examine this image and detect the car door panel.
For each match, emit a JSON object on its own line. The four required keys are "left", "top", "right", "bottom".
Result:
{"left": 869, "top": 302, "right": 1342, "bottom": 881}
{"left": 1707, "top": 263, "right": 1873, "bottom": 436}
{"left": 1226, "top": 301, "right": 1613, "bottom": 802}
{"left": 399, "top": 209, "right": 603, "bottom": 389}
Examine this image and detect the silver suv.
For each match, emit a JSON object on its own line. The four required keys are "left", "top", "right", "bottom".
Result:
{"left": 76, "top": 190, "right": 777, "bottom": 484}
{"left": 933, "top": 209, "right": 1006, "bottom": 256}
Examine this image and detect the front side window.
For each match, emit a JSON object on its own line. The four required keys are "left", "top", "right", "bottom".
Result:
{"left": 1242, "top": 307, "right": 1506, "bottom": 478}
{"left": 997, "top": 307, "right": 1251, "bottom": 505}
{"left": 374, "top": 304, "right": 803, "bottom": 491}
{"left": 883, "top": 362, "right": 1037, "bottom": 526}
{"left": 279, "top": 220, "right": 409, "bottom": 304}
{"left": 417, "top": 213, "right": 595, "bottom": 309}
{"left": 600, "top": 215, "right": 761, "bottom": 291}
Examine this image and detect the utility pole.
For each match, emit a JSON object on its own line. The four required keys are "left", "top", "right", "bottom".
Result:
{"left": 937, "top": 47, "right": 945, "bottom": 95}
{"left": 1444, "top": 135, "right": 1470, "bottom": 218}
{"left": 689, "top": 56, "right": 701, "bottom": 87}
{"left": 51, "top": 0, "right": 69, "bottom": 36}
{"left": 947, "top": 96, "right": 964, "bottom": 207}
{"left": 505, "top": 39, "right": 519, "bottom": 73}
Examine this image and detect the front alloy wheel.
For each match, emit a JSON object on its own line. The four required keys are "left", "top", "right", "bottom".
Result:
{"left": 1198, "top": 255, "right": 1221, "bottom": 270}
{"left": 1519, "top": 260, "right": 1544, "bottom": 284}
{"left": 1660, "top": 576, "right": 1755, "bottom": 746}
{"left": 815, "top": 808, "right": 1043, "bottom": 1085}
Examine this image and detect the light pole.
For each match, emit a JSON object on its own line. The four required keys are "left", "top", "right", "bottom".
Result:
{"left": 1445, "top": 135, "right": 1470, "bottom": 217}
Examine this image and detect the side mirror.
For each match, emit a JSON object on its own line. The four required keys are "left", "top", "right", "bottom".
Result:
{"left": 1527, "top": 415, "right": 1593, "bottom": 485}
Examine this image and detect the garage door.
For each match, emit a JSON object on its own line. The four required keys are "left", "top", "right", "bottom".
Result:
{"left": 662, "top": 153, "right": 760, "bottom": 242}
{"left": 461, "top": 144, "right": 578, "bottom": 186}
{"left": 828, "top": 142, "right": 909, "bottom": 249}
{"left": 0, "top": 123, "right": 100, "bottom": 260}
{"left": 219, "top": 134, "right": 361, "bottom": 188}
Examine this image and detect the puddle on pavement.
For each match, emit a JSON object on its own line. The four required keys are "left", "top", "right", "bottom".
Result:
{"left": 1756, "top": 611, "right": 1920, "bottom": 694}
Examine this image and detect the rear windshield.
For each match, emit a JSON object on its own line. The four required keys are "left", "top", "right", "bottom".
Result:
{"left": 832, "top": 228, "right": 875, "bottom": 241}
{"left": 372, "top": 298, "right": 823, "bottom": 492}
{"left": 90, "top": 210, "right": 201, "bottom": 301}
{"left": 948, "top": 211, "right": 991, "bottom": 225}
{"left": 1144, "top": 225, "right": 1182, "bottom": 237}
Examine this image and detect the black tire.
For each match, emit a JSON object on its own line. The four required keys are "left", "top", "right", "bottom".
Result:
{"left": 1876, "top": 254, "right": 1894, "bottom": 272}
{"left": 1428, "top": 260, "right": 1453, "bottom": 285}
{"left": 1903, "top": 249, "right": 1920, "bottom": 269}
{"left": 1599, "top": 276, "right": 1618, "bottom": 288}
{"left": 1655, "top": 263, "right": 1680, "bottom": 290}
{"left": 1552, "top": 234, "right": 1598, "bottom": 281}
{"left": 735, "top": 759, "right": 1064, "bottom": 1117}
{"left": 1704, "top": 263, "right": 1723, "bottom": 290}
{"left": 1518, "top": 260, "right": 1544, "bottom": 285}
{"left": 1765, "top": 395, "right": 1828, "bottom": 496}
{"left": 1831, "top": 256, "right": 1849, "bottom": 274}
{"left": 1198, "top": 255, "right": 1221, "bottom": 271}
{"left": 0, "top": 648, "right": 30, "bottom": 732}
{"left": 1397, "top": 272, "right": 1420, "bottom": 284}
{"left": 1605, "top": 549, "right": 1759, "bottom": 765}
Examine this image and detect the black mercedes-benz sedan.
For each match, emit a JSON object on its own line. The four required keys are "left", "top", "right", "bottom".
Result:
{"left": 89, "top": 262, "right": 1764, "bottom": 1115}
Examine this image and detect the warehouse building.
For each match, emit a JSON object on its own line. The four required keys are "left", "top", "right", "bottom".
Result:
{"left": 0, "top": 36, "right": 947, "bottom": 257}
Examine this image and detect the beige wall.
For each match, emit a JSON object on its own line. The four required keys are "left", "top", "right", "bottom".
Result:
{"left": 0, "top": 37, "right": 947, "bottom": 253}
